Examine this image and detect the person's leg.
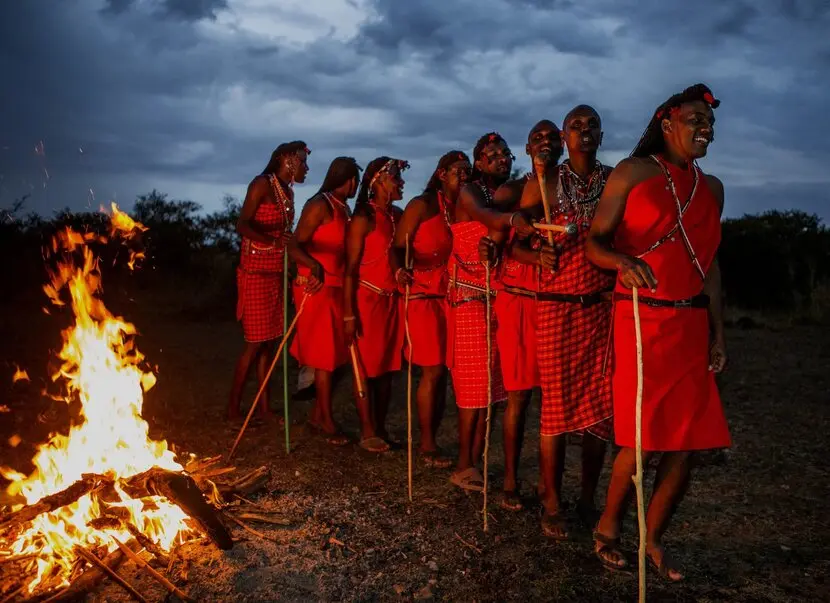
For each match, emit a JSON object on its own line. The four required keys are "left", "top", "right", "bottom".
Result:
{"left": 501, "top": 389, "right": 531, "bottom": 508}
{"left": 373, "top": 372, "right": 394, "bottom": 441}
{"left": 576, "top": 432, "right": 609, "bottom": 526}
{"left": 254, "top": 340, "right": 277, "bottom": 418}
{"left": 228, "top": 342, "right": 262, "bottom": 419}
{"left": 644, "top": 451, "right": 695, "bottom": 581}
{"left": 539, "top": 434, "right": 568, "bottom": 539}
{"left": 593, "top": 447, "right": 654, "bottom": 569}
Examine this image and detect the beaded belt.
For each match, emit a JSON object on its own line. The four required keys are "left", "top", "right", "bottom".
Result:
{"left": 612, "top": 292, "right": 709, "bottom": 308}
{"left": 407, "top": 293, "right": 445, "bottom": 301}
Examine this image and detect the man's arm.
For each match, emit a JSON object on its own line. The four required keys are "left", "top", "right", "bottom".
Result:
{"left": 703, "top": 174, "right": 727, "bottom": 373}
{"left": 586, "top": 158, "right": 657, "bottom": 289}
{"left": 236, "top": 178, "right": 277, "bottom": 244}
{"left": 287, "top": 196, "right": 326, "bottom": 291}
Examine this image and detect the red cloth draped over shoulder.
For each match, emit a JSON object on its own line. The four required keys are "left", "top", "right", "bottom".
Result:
{"left": 446, "top": 210, "right": 506, "bottom": 409}
{"left": 495, "top": 227, "right": 539, "bottom": 392}
{"left": 354, "top": 203, "right": 404, "bottom": 378}
{"left": 236, "top": 175, "right": 293, "bottom": 343}
{"left": 290, "top": 193, "right": 349, "bottom": 371}
{"left": 403, "top": 192, "right": 454, "bottom": 367}
{"left": 612, "top": 156, "right": 731, "bottom": 451}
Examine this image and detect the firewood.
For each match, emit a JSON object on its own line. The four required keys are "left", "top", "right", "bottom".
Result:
{"left": 218, "top": 466, "right": 269, "bottom": 499}
{"left": 29, "top": 547, "right": 127, "bottom": 603}
{"left": 111, "top": 537, "right": 195, "bottom": 603}
{"left": 121, "top": 468, "right": 233, "bottom": 550}
{"left": 73, "top": 546, "right": 148, "bottom": 602}
{"left": 183, "top": 455, "right": 223, "bottom": 475}
{"left": 0, "top": 475, "right": 111, "bottom": 533}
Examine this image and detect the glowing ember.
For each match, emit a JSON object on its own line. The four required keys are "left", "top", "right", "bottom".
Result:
{"left": 0, "top": 205, "right": 195, "bottom": 593}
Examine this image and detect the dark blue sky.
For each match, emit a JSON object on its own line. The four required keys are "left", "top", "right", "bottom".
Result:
{"left": 1, "top": 0, "right": 828, "bottom": 220}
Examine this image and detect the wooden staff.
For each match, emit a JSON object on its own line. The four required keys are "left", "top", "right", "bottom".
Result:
{"left": 533, "top": 221, "right": 577, "bottom": 235}
{"left": 631, "top": 286, "right": 647, "bottom": 603}
{"left": 350, "top": 344, "right": 366, "bottom": 398}
{"left": 404, "top": 233, "right": 414, "bottom": 502}
{"left": 482, "top": 259, "right": 493, "bottom": 532}
{"left": 228, "top": 293, "right": 310, "bottom": 460}
{"left": 535, "top": 154, "right": 555, "bottom": 247}
{"left": 282, "top": 251, "right": 290, "bottom": 453}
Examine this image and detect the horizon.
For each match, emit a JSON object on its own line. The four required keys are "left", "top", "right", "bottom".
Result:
{"left": 2, "top": 1, "right": 829, "bottom": 222}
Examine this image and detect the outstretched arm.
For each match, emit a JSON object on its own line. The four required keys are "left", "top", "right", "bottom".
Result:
{"left": 458, "top": 184, "right": 535, "bottom": 237}
{"left": 586, "top": 158, "right": 657, "bottom": 289}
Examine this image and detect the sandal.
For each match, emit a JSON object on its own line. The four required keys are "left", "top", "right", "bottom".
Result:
{"left": 450, "top": 467, "right": 484, "bottom": 492}
{"left": 420, "top": 449, "right": 453, "bottom": 469}
{"left": 593, "top": 530, "right": 631, "bottom": 573}
{"left": 499, "top": 490, "right": 524, "bottom": 512}
{"left": 647, "top": 547, "right": 684, "bottom": 582}
{"left": 359, "top": 436, "right": 391, "bottom": 453}
{"left": 541, "top": 510, "right": 569, "bottom": 541}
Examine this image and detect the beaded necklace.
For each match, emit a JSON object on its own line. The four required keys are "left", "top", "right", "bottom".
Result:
{"left": 555, "top": 160, "right": 605, "bottom": 226}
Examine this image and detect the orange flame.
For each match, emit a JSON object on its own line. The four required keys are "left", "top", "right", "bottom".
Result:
{"left": 0, "top": 209, "right": 194, "bottom": 593}
{"left": 12, "top": 366, "right": 30, "bottom": 383}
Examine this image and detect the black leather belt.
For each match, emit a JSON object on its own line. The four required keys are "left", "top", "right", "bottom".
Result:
{"left": 536, "top": 290, "right": 612, "bottom": 306}
{"left": 613, "top": 292, "right": 710, "bottom": 308}
{"left": 502, "top": 286, "right": 536, "bottom": 299}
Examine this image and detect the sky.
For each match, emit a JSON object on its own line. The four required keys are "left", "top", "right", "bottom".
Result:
{"left": 1, "top": 0, "right": 829, "bottom": 221}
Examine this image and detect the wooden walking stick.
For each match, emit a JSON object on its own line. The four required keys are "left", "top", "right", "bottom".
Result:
{"left": 349, "top": 344, "right": 366, "bottom": 399}
{"left": 535, "top": 153, "right": 555, "bottom": 247}
{"left": 404, "top": 233, "right": 414, "bottom": 502}
{"left": 482, "top": 257, "right": 493, "bottom": 532}
{"left": 228, "top": 293, "right": 309, "bottom": 460}
{"left": 632, "top": 286, "right": 647, "bottom": 603}
{"left": 283, "top": 252, "right": 290, "bottom": 454}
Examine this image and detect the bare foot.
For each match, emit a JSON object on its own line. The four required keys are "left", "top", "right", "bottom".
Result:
{"left": 646, "top": 545, "right": 684, "bottom": 582}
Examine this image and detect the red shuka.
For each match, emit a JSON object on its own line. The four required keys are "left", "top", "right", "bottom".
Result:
{"left": 447, "top": 205, "right": 506, "bottom": 410}
{"left": 236, "top": 176, "right": 293, "bottom": 343}
{"left": 404, "top": 192, "right": 453, "bottom": 367}
{"left": 612, "top": 156, "right": 731, "bottom": 451}
{"left": 536, "top": 171, "right": 615, "bottom": 439}
{"left": 495, "top": 228, "right": 540, "bottom": 392}
{"left": 290, "top": 193, "right": 349, "bottom": 372}
{"left": 354, "top": 204, "right": 404, "bottom": 378}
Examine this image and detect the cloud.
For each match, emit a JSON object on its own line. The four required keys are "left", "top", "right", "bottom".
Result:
{"left": 0, "top": 0, "right": 828, "bottom": 221}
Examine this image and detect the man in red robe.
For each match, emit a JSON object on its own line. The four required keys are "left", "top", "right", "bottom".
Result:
{"left": 587, "top": 84, "right": 730, "bottom": 581}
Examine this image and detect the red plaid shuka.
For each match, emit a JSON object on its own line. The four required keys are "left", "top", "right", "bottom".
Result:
{"left": 447, "top": 219, "right": 506, "bottom": 409}
{"left": 537, "top": 205, "right": 614, "bottom": 439}
{"left": 236, "top": 187, "right": 291, "bottom": 343}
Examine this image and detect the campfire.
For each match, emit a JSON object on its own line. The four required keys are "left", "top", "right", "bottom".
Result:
{"left": 0, "top": 206, "right": 270, "bottom": 602}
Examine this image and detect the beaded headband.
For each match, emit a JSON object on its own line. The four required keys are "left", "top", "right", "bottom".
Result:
{"left": 369, "top": 158, "right": 409, "bottom": 191}
{"left": 659, "top": 90, "right": 720, "bottom": 120}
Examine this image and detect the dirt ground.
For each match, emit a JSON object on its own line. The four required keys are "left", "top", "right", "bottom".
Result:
{"left": 1, "top": 286, "right": 828, "bottom": 602}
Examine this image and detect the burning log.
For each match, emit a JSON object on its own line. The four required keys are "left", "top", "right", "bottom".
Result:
{"left": 73, "top": 545, "right": 148, "bottom": 603}
{"left": 0, "top": 475, "right": 111, "bottom": 534}
{"left": 111, "top": 537, "right": 195, "bottom": 603}
{"left": 121, "top": 468, "right": 233, "bottom": 550}
{"left": 24, "top": 548, "right": 127, "bottom": 603}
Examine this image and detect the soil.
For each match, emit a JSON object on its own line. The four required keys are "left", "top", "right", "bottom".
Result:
{"left": 1, "top": 288, "right": 828, "bottom": 602}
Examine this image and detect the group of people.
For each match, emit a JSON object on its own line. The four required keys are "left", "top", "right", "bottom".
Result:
{"left": 228, "top": 83, "right": 732, "bottom": 580}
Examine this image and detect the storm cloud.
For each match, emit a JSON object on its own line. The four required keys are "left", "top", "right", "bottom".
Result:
{"left": 0, "top": 0, "right": 828, "bottom": 218}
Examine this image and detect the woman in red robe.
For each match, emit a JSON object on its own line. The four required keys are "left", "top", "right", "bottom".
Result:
{"left": 448, "top": 133, "right": 535, "bottom": 491}
{"left": 343, "top": 157, "right": 409, "bottom": 453}
{"left": 288, "top": 157, "right": 362, "bottom": 446}
{"left": 587, "top": 84, "right": 730, "bottom": 581}
{"left": 228, "top": 141, "right": 308, "bottom": 421}
{"left": 393, "top": 150, "right": 471, "bottom": 468}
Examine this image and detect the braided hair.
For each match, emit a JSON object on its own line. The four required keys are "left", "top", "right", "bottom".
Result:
{"left": 261, "top": 140, "right": 309, "bottom": 175}
{"left": 424, "top": 150, "right": 470, "bottom": 194}
{"left": 631, "top": 83, "right": 720, "bottom": 158}
{"left": 471, "top": 132, "right": 510, "bottom": 182}
{"left": 318, "top": 156, "right": 362, "bottom": 194}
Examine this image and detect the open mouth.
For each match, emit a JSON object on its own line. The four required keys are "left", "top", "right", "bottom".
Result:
{"left": 693, "top": 136, "right": 710, "bottom": 146}
{"left": 581, "top": 135, "right": 594, "bottom": 144}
